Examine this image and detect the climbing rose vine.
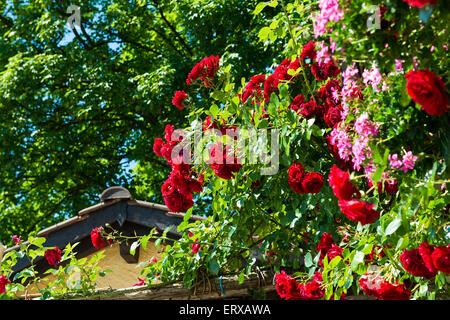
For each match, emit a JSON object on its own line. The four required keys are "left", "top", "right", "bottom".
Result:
{"left": 143, "top": 0, "right": 450, "bottom": 301}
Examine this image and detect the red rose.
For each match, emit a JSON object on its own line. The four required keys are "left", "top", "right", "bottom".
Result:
{"left": 359, "top": 273, "right": 410, "bottom": 300}
{"left": 418, "top": 241, "right": 438, "bottom": 274}
{"left": 318, "top": 79, "right": 342, "bottom": 102}
{"left": 288, "top": 163, "right": 306, "bottom": 194}
{"left": 375, "top": 281, "right": 411, "bottom": 300}
{"left": 209, "top": 143, "right": 241, "bottom": 180}
{"left": 186, "top": 55, "right": 220, "bottom": 87}
{"left": 164, "top": 192, "right": 192, "bottom": 212}
{"left": 153, "top": 138, "right": 164, "bottom": 157}
{"left": 45, "top": 246, "right": 62, "bottom": 266}
{"left": 317, "top": 232, "right": 334, "bottom": 258}
{"left": 303, "top": 273, "right": 325, "bottom": 300}
{"left": 402, "top": 0, "right": 438, "bottom": 8}
{"left": 189, "top": 178, "right": 203, "bottom": 193}
{"left": 275, "top": 271, "right": 304, "bottom": 300}
{"left": 311, "top": 61, "right": 340, "bottom": 81}
{"left": 431, "top": 245, "right": 450, "bottom": 274}
{"left": 240, "top": 74, "right": 266, "bottom": 103}
{"left": 0, "top": 274, "right": 9, "bottom": 294}
{"left": 338, "top": 199, "right": 380, "bottom": 225}
{"left": 400, "top": 248, "right": 437, "bottom": 278}
{"left": 273, "top": 58, "right": 300, "bottom": 82}
{"left": 289, "top": 94, "right": 305, "bottom": 113}
{"left": 191, "top": 239, "right": 201, "bottom": 254}
{"left": 288, "top": 163, "right": 305, "bottom": 183}
{"left": 328, "top": 165, "right": 360, "bottom": 201}
{"left": 164, "top": 124, "right": 175, "bottom": 142}
{"left": 202, "top": 116, "right": 224, "bottom": 131}
{"left": 300, "top": 40, "right": 316, "bottom": 63}
{"left": 263, "top": 74, "right": 279, "bottom": 102}
{"left": 323, "top": 61, "right": 340, "bottom": 78}
{"left": 301, "top": 172, "right": 324, "bottom": 194}
{"left": 405, "top": 69, "right": 448, "bottom": 116}
{"left": 377, "top": 179, "right": 399, "bottom": 194}
{"left": 326, "top": 244, "right": 343, "bottom": 262}
{"left": 172, "top": 90, "right": 188, "bottom": 110}
{"left": 91, "top": 227, "right": 107, "bottom": 250}
{"left": 298, "top": 99, "right": 317, "bottom": 118}
{"left": 359, "top": 272, "right": 383, "bottom": 298}
{"left": 324, "top": 106, "right": 342, "bottom": 127}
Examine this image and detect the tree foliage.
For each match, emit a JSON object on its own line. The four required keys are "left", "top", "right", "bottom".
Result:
{"left": 0, "top": 0, "right": 281, "bottom": 244}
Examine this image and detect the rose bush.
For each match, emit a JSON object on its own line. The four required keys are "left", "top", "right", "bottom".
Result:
{"left": 139, "top": 0, "right": 449, "bottom": 300}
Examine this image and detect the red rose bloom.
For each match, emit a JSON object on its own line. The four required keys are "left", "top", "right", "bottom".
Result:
{"left": 338, "top": 199, "right": 380, "bottom": 225}
{"left": 311, "top": 61, "right": 340, "bottom": 81}
{"left": 209, "top": 143, "right": 242, "bottom": 180}
{"left": 45, "top": 246, "right": 62, "bottom": 266}
{"left": 289, "top": 94, "right": 306, "bottom": 113}
{"left": 164, "top": 191, "right": 193, "bottom": 213}
{"left": 375, "top": 281, "right": 411, "bottom": 300}
{"left": 172, "top": 90, "right": 188, "bottom": 110}
{"left": 317, "top": 232, "right": 334, "bottom": 258}
{"left": 186, "top": 55, "right": 220, "bottom": 87}
{"left": 273, "top": 58, "right": 300, "bottom": 82}
{"left": 275, "top": 271, "right": 304, "bottom": 300}
{"left": 0, "top": 274, "right": 9, "bottom": 294}
{"left": 301, "top": 40, "right": 316, "bottom": 63}
{"left": 153, "top": 138, "right": 164, "bottom": 157}
{"left": 301, "top": 172, "right": 324, "bottom": 194}
{"left": 298, "top": 99, "right": 317, "bottom": 119}
{"left": 91, "top": 227, "right": 107, "bottom": 250}
{"left": 191, "top": 239, "right": 201, "bottom": 254}
{"left": 240, "top": 74, "right": 266, "bottom": 103}
{"left": 327, "top": 244, "right": 344, "bottom": 261}
{"left": 403, "top": 0, "right": 438, "bottom": 8}
{"left": 324, "top": 106, "right": 342, "bottom": 127}
{"left": 400, "top": 247, "right": 437, "bottom": 278}
{"left": 377, "top": 179, "right": 399, "bottom": 194}
{"left": 263, "top": 74, "right": 279, "bottom": 102}
{"left": 329, "top": 165, "right": 360, "bottom": 201}
{"left": 359, "top": 273, "right": 410, "bottom": 300}
{"left": 431, "top": 245, "right": 450, "bottom": 274}
{"left": 359, "top": 273, "right": 383, "bottom": 298}
{"left": 405, "top": 69, "right": 448, "bottom": 116}
{"left": 288, "top": 163, "right": 306, "bottom": 194}
{"left": 303, "top": 279, "right": 324, "bottom": 300}
{"left": 418, "top": 241, "right": 438, "bottom": 274}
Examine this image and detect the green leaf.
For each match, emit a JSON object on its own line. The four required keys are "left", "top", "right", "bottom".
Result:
{"left": 238, "top": 271, "right": 245, "bottom": 284}
{"left": 304, "top": 252, "right": 313, "bottom": 267}
{"left": 329, "top": 256, "right": 342, "bottom": 269}
{"left": 141, "top": 235, "right": 149, "bottom": 251}
{"left": 253, "top": 2, "right": 269, "bottom": 15}
{"left": 385, "top": 218, "right": 402, "bottom": 236}
{"left": 371, "top": 166, "right": 384, "bottom": 183}
{"left": 351, "top": 251, "right": 365, "bottom": 270}
{"left": 258, "top": 27, "right": 271, "bottom": 41}
{"left": 209, "top": 104, "right": 219, "bottom": 118}
{"left": 130, "top": 241, "right": 140, "bottom": 256}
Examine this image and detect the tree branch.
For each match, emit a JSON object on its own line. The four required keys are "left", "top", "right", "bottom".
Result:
{"left": 151, "top": 0, "right": 193, "bottom": 56}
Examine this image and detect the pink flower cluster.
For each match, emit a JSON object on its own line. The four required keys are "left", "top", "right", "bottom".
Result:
{"left": 313, "top": 0, "right": 344, "bottom": 38}
{"left": 388, "top": 151, "right": 418, "bottom": 173}
{"left": 330, "top": 112, "right": 379, "bottom": 172}
{"left": 362, "top": 62, "right": 383, "bottom": 92}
